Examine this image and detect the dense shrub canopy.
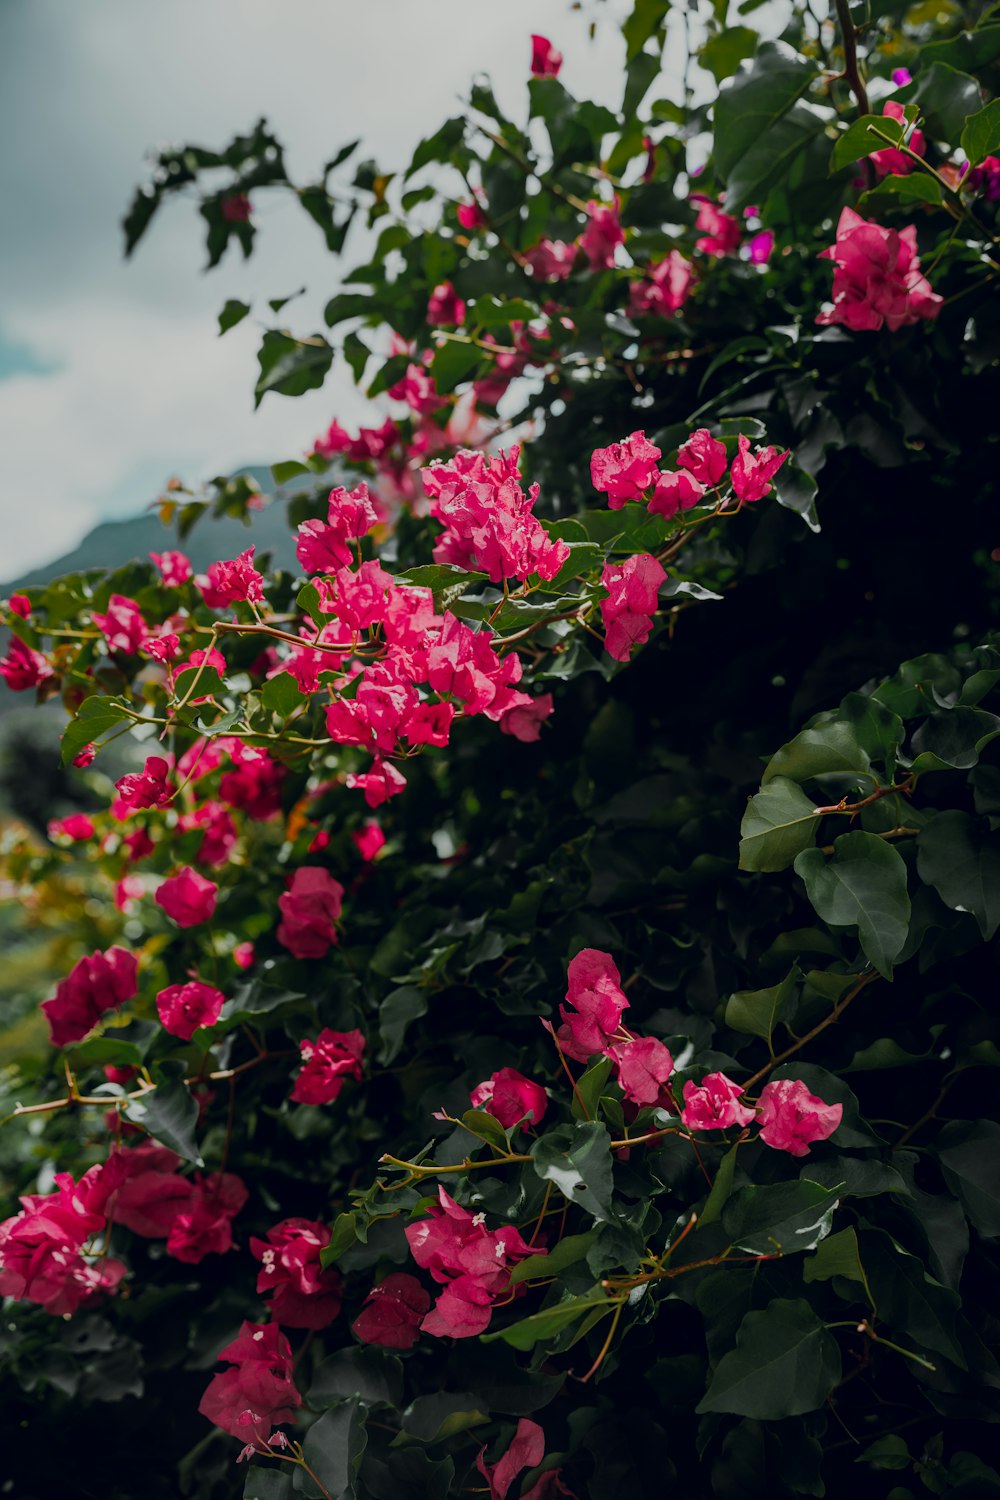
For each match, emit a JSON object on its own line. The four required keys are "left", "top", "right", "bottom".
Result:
{"left": 2, "top": 3, "right": 1000, "bottom": 1498}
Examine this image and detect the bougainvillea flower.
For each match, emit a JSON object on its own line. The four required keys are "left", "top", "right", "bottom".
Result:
{"left": 277, "top": 866, "right": 344, "bottom": 959}
{"left": 680, "top": 1072, "right": 756, "bottom": 1131}
{"left": 647, "top": 469, "right": 704, "bottom": 519}
{"left": 150, "top": 549, "right": 193, "bottom": 585}
{"left": 628, "top": 250, "right": 692, "bottom": 318}
{"left": 250, "top": 1218, "right": 343, "bottom": 1329}
{"left": 470, "top": 1067, "right": 548, "bottom": 1128}
{"left": 198, "top": 1322, "right": 302, "bottom": 1443}
{"left": 8, "top": 593, "right": 31, "bottom": 618}
{"left": 678, "top": 428, "right": 728, "bottom": 487}
{"left": 427, "top": 280, "right": 466, "bottom": 327}
{"left": 530, "top": 34, "right": 562, "bottom": 76}
{"left": 0, "top": 1161, "right": 128, "bottom": 1316}
{"left": 523, "top": 238, "right": 577, "bottom": 281}
{"left": 590, "top": 432, "right": 662, "bottom": 508}
{"left": 0, "top": 636, "right": 53, "bottom": 691}
{"left": 92, "top": 594, "right": 148, "bottom": 654}
{"left": 115, "top": 755, "right": 172, "bottom": 811}
{"left": 611, "top": 1037, "right": 674, "bottom": 1106}
{"left": 201, "top": 547, "right": 265, "bottom": 607}
{"left": 41, "top": 946, "right": 139, "bottom": 1047}
{"left": 600, "top": 554, "right": 666, "bottom": 662}
{"left": 692, "top": 195, "right": 741, "bottom": 256}
{"left": 296, "top": 483, "right": 379, "bottom": 574}
{"left": 556, "top": 948, "right": 630, "bottom": 1061}
{"left": 155, "top": 868, "right": 218, "bottom": 927}
{"left": 291, "top": 1028, "right": 365, "bottom": 1105}
{"left": 477, "top": 1418, "right": 547, "bottom": 1500}
{"left": 47, "top": 813, "right": 96, "bottom": 842}
{"left": 817, "top": 207, "right": 942, "bottom": 332}
{"left": 352, "top": 1272, "right": 431, "bottom": 1348}
{"left": 756, "top": 1078, "right": 843, "bottom": 1156}
{"left": 156, "top": 980, "right": 226, "bottom": 1040}
{"left": 351, "top": 821, "right": 386, "bottom": 861}
{"left": 730, "top": 435, "right": 790, "bottom": 503}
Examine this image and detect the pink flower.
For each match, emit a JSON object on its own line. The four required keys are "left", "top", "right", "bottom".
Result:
{"left": 250, "top": 1218, "right": 343, "bottom": 1329}
{"left": 107, "top": 1142, "right": 196, "bottom": 1236}
{"left": 629, "top": 250, "right": 692, "bottom": 318}
{"left": 692, "top": 195, "right": 741, "bottom": 257}
{"left": 531, "top": 34, "right": 562, "bottom": 76}
{"left": 313, "top": 418, "right": 352, "bottom": 458}
{"left": 680, "top": 1072, "right": 755, "bottom": 1131}
{"left": 155, "top": 868, "right": 218, "bottom": 927}
{"left": 612, "top": 1037, "right": 674, "bottom": 1106}
{"left": 647, "top": 469, "right": 704, "bottom": 519}
{"left": 600, "top": 554, "right": 666, "bottom": 662}
{"left": 0, "top": 1161, "right": 128, "bottom": 1315}
{"left": 115, "top": 875, "right": 144, "bottom": 911}
{"left": 198, "top": 1322, "right": 302, "bottom": 1444}
{"left": 351, "top": 822, "right": 386, "bottom": 862}
{"left": 892, "top": 67, "right": 912, "bottom": 85}
{"left": 166, "top": 1176, "right": 246, "bottom": 1263}
{"left": 92, "top": 594, "right": 147, "bottom": 654}
{"left": 115, "top": 755, "right": 172, "bottom": 811}
{"left": 296, "top": 483, "right": 379, "bottom": 574}
{"left": 277, "top": 867, "right": 344, "bottom": 959}
{"left": 406, "top": 1187, "right": 536, "bottom": 1338}
{"left": 424, "top": 446, "right": 570, "bottom": 585}
{"left": 556, "top": 948, "right": 629, "bottom": 1062}
{"left": 346, "top": 758, "right": 408, "bottom": 809}
{"left": 201, "top": 547, "right": 265, "bottom": 607}
{"left": 756, "top": 1078, "right": 843, "bottom": 1156}
{"left": 747, "top": 229, "right": 774, "bottom": 264}
{"left": 477, "top": 1419, "right": 546, "bottom": 1500}
{"left": 523, "top": 239, "right": 577, "bottom": 282}
{"left": 221, "top": 193, "right": 252, "bottom": 222}
{"left": 817, "top": 207, "right": 942, "bottom": 332}
{"left": 352, "top": 1272, "right": 431, "bottom": 1348}
{"left": 47, "top": 813, "right": 96, "bottom": 843}
{"left": 730, "top": 434, "right": 790, "bottom": 503}
{"left": 1, "top": 636, "right": 52, "bottom": 691}
{"left": 41, "top": 947, "right": 138, "bottom": 1048}
{"left": 291, "top": 1028, "right": 365, "bottom": 1106}
{"left": 678, "top": 428, "right": 728, "bottom": 487}
{"left": 143, "top": 633, "right": 180, "bottom": 664}
{"left": 9, "top": 594, "right": 31, "bottom": 618}
{"left": 427, "top": 280, "right": 466, "bottom": 327}
{"left": 457, "top": 196, "right": 488, "bottom": 231}
{"left": 869, "top": 100, "right": 926, "bottom": 178}
{"left": 500, "top": 692, "right": 554, "bottom": 743}
{"left": 150, "top": 549, "right": 192, "bottom": 585}
{"left": 968, "top": 155, "right": 1000, "bottom": 201}
{"left": 72, "top": 744, "right": 96, "bottom": 768}
{"left": 590, "top": 431, "right": 662, "bottom": 508}
{"left": 470, "top": 1067, "right": 548, "bottom": 1128}
{"left": 156, "top": 980, "right": 226, "bottom": 1040}
{"left": 404, "top": 699, "right": 455, "bottom": 748}
{"left": 179, "top": 801, "right": 239, "bottom": 867}
{"left": 580, "top": 199, "right": 624, "bottom": 271}
{"left": 218, "top": 742, "right": 285, "bottom": 820}
{"left": 233, "top": 941, "right": 255, "bottom": 970}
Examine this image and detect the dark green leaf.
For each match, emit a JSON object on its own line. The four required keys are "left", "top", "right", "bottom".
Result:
{"left": 721, "top": 1179, "right": 840, "bottom": 1256}
{"left": 60, "top": 697, "right": 135, "bottom": 766}
{"left": 803, "top": 1226, "right": 868, "bottom": 1287}
{"left": 531, "top": 1122, "right": 615, "bottom": 1221}
{"left": 829, "top": 114, "right": 905, "bottom": 174}
{"left": 428, "top": 339, "right": 481, "bottom": 394}
{"left": 739, "top": 777, "right": 819, "bottom": 872}
{"left": 296, "top": 1402, "right": 367, "bottom": 1498}
{"left": 936, "top": 1120, "right": 1000, "bottom": 1236}
{"left": 309, "top": 1348, "right": 403, "bottom": 1409}
{"left": 218, "top": 299, "right": 251, "bottom": 334}
{"left": 794, "top": 832, "right": 910, "bottom": 978}
{"left": 726, "top": 968, "right": 797, "bottom": 1043}
{"left": 124, "top": 1064, "right": 202, "bottom": 1164}
{"left": 762, "top": 721, "right": 871, "bottom": 786}
{"left": 696, "top": 1298, "right": 841, "bottom": 1417}
{"left": 917, "top": 810, "right": 1000, "bottom": 940}
{"left": 254, "top": 331, "right": 333, "bottom": 407}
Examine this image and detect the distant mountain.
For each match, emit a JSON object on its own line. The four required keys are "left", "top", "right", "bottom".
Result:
{"left": 2, "top": 466, "right": 303, "bottom": 592}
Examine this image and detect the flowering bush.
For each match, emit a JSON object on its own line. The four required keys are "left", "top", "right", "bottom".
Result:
{"left": 2, "top": 3, "right": 1000, "bottom": 1498}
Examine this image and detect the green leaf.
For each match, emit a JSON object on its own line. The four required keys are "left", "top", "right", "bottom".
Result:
{"left": 722, "top": 1179, "right": 840, "bottom": 1256}
{"left": 428, "top": 339, "right": 481, "bottom": 394}
{"left": 911, "top": 705, "right": 1000, "bottom": 771}
{"left": 254, "top": 331, "right": 333, "bottom": 407}
{"left": 622, "top": 0, "right": 670, "bottom": 61}
{"left": 295, "top": 1401, "right": 367, "bottom": 1499}
{"left": 696, "top": 1298, "right": 841, "bottom": 1417}
{"left": 470, "top": 295, "right": 539, "bottom": 330}
{"left": 921, "top": 25, "right": 1000, "bottom": 73}
{"left": 271, "top": 459, "right": 313, "bottom": 485}
{"left": 67, "top": 1036, "right": 145, "bottom": 1071}
{"left": 623, "top": 50, "right": 661, "bottom": 117}
{"left": 309, "top": 1347, "right": 403, "bottom": 1409}
{"left": 400, "top": 1392, "right": 489, "bottom": 1443}
{"left": 216, "top": 982, "right": 305, "bottom": 1032}
{"left": 261, "top": 671, "right": 305, "bottom": 717}
{"left": 762, "top": 721, "right": 871, "bottom": 787}
{"left": 726, "top": 968, "right": 798, "bottom": 1043}
{"left": 124, "top": 1064, "right": 202, "bottom": 1164}
{"left": 218, "top": 299, "right": 251, "bottom": 334}
{"left": 829, "top": 113, "right": 905, "bottom": 174}
{"left": 377, "top": 986, "right": 428, "bottom": 1066}
{"left": 244, "top": 1470, "right": 294, "bottom": 1500}
{"left": 460, "top": 1108, "right": 509, "bottom": 1152}
{"left": 531, "top": 1122, "right": 615, "bottom": 1222}
{"left": 483, "top": 1294, "right": 611, "bottom": 1352}
{"left": 699, "top": 1144, "right": 740, "bottom": 1227}
{"left": 713, "top": 42, "right": 821, "bottom": 210}
{"left": 917, "top": 810, "right": 1000, "bottom": 940}
{"left": 936, "top": 1120, "right": 1000, "bottom": 1236}
{"left": 803, "top": 1226, "right": 868, "bottom": 1287}
{"left": 406, "top": 116, "right": 465, "bottom": 178}
{"left": 700, "top": 26, "right": 758, "bottom": 83}
{"left": 739, "top": 777, "right": 819, "bottom": 872}
{"left": 321, "top": 1211, "right": 359, "bottom": 1267}
{"left": 859, "top": 174, "right": 944, "bottom": 210}
{"left": 60, "top": 696, "right": 135, "bottom": 766}
{"left": 794, "top": 832, "right": 910, "bottom": 978}
{"left": 905, "top": 62, "right": 982, "bottom": 142}
{"left": 508, "top": 1230, "right": 599, "bottom": 1287}
{"left": 572, "top": 1057, "right": 614, "bottom": 1121}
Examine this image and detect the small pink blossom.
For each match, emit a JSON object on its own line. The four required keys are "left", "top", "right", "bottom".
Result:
{"left": 629, "top": 250, "right": 692, "bottom": 318}
{"left": 201, "top": 547, "right": 265, "bottom": 607}
{"left": 351, "top": 822, "right": 386, "bottom": 861}
{"left": 155, "top": 868, "right": 218, "bottom": 928}
{"left": 756, "top": 1078, "right": 843, "bottom": 1157}
{"left": 277, "top": 867, "right": 344, "bottom": 959}
{"left": 600, "top": 554, "right": 666, "bottom": 662}
{"left": 612, "top": 1037, "right": 674, "bottom": 1106}
{"left": 692, "top": 195, "right": 741, "bottom": 257}
{"left": 869, "top": 100, "right": 926, "bottom": 178}
{"left": 470, "top": 1067, "right": 548, "bottom": 1128}
{"left": 233, "top": 941, "right": 255, "bottom": 970}
{"left": 47, "top": 813, "right": 96, "bottom": 843}
{"left": 72, "top": 744, "right": 96, "bottom": 768}
{"left": 500, "top": 692, "right": 554, "bottom": 743}
{"left": 648, "top": 469, "right": 704, "bottom": 519}
{"left": 92, "top": 594, "right": 147, "bottom": 655}
{"left": 41, "top": 947, "right": 139, "bottom": 1048}
{"left": 747, "top": 229, "right": 774, "bottom": 264}
{"left": 221, "top": 193, "right": 252, "bottom": 223}
{"left": 678, "top": 429, "right": 728, "bottom": 487}
{"left": 730, "top": 435, "right": 790, "bottom": 503}
{"left": 556, "top": 948, "right": 629, "bottom": 1062}
{"left": 115, "top": 755, "right": 172, "bottom": 811}
{"left": 150, "top": 550, "right": 193, "bottom": 585}
{"left": 0, "top": 637, "right": 52, "bottom": 691}
{"left": 680, "top": 1072, "right": 755, "bottom": 1131}
{"left": 346, "top": 758, "right": 408, "bottom": 808}
{"left": 352, "top": 1272, "right": 431, "bottom": 1348}
{"left": 250, "top": 1218, "right": 343, "bottom": 1329}
{"left": 427, "top": 280, "right": 466, "bottom": 327}
{"left": 156, "top": 980, "right": 226, "bottom": 1040}
{"left": 590, "top": 431, "right": 662, "bottom": 508}
{"left": 313, "top": 418, "right": 352, "bottom": 458}
{"left": 9, "top": 594, "right": 31, "bottom": 618}
{"left": 291, "top": 1028, "right": 365, "bottom": 1106}
{"left": 477, "top": 1419, "right": 546, "bottom": 1500}
{"left": 531, "top": 34, "right": 562, "bottom": 77}
{"left": 297, "top": 483, "right": 379, "bottom": 574}
{"left": 523, "top": 239, "right": 577, "bottom": 282}
{"left": 817, "top": 207, "right": 942, "bottom": 332}
{"left": 457, "top": 196, "right": 488, "bottom": 231}
{"left": 198, "top": 1322, "right": 301, "bottom": 1444}
{"left": 891, "top": 67, "right": 912, "bottom": 85}
{"left": 580, "top": 198, "right": 624, "bottom": 271}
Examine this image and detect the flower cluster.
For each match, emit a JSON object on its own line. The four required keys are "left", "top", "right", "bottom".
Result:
{"left": 290, "top": 1028, "right": 365, "bottom": 1105}
{"left": 818, "top": 207, "right": 942, "bottom": 332}
{"left": 591, "top": 427, "right": 789, "bottom": 517}
{"left": 198, "top": 1322, "right": 301, "bottom": 1444}
{"left": 40, "top": 945, "right": 139, "bottom": 1047}
{"left": 423, "top": 446, "right": 569, "bottom": 583}
{"left": 111, "top": 1142, "right": 249, "bottom": 1262}
{"left": 0, "top": 1160, "right": 127, "bottom": 1315}
{"left": 249, "top": 1218, "right": 343, "bottom": 1328}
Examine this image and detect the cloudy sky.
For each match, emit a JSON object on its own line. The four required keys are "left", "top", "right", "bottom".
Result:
{"left": 0, "top": 0, "right": 656, "bottom": 578}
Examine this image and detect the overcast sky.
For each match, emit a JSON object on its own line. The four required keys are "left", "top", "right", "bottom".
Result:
{"left": 0, "top": 0, "right": 661, "bottom": 577}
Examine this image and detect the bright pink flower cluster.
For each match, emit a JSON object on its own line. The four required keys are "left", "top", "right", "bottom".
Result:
{"left": 47, "top": 812, "right": 96, "bottom": 843}
{"left": 471, "top": 1066, "right": 548, "bottom": 1128}
{"left": 817, "top": 207, "right": 942, "bottom": 332}
{"left": 199, "top": 1322, "right": 301, "bottom": 1444}
{"left": 110, "top": 1142, "right": 248, "bottom": 1262}
{"left": 555, "top": 948, "right": 674, "bottom": 1105}
{"left": 277, "top": 866, "right": 344, "bottom": 959}
{"left": 580, "top": 198, "right": 625, "bottom": 271}
{"left": 115, "top": 755, "right": 172, "bottom": 811}
{"left": 352, "top": 1271, "right": 431, "bottom": 1348}
{"left": 869, "top": 100, "right": 926, "bottom": 178}
{"left": 692, "top": 195, "right": 742, "bottom": 257}
{"left": 250, "top": 1218, "right": 343, "bottom": 1328}
{"left": 600, "top": 554, "right": 667, "bottom": 662}
{"left": 92, "top": 594, "right": 148, "bottom": 655}
{"left": 680, "top": 1072, "right": 842, "bottom": 1156}
{"left": 0, "top": 636, "right": 52, "bottom": 691}
{"left": 427, "top": 279, "right": 466, "bottom": 326}
{"left": 423, "top": 446, "right": 570, "bottom": 584}
{"left": 0, "top": 1160, "right": 127, "bottom": 1315}
{"left": 156, "top": 978, "right": 226, "bottom": 1039}
{"left": 150, "top": 549, "right": 193, "bottom": 586}
{"left": 477, "top": 1419, "right": 547, "bottom": 1500}
{"left": 291, "top": 1028, "right": 365, "bottom": 1105}
{"left": 41, "top": 945, "right": 139, "bottom": 1047}
{"left": 200, "top": 547, "right": 265, "bottom": 608}
{"left": 155, "top": 867, "right": 218, "bottom": 927}
{"left": 404, "top": 1186, "right": 539, "bottom": 1338}
{"left": 296, "top": 482, "right": 380, "bottom": 573}
{"left": 629, "top": 250, "right": 693, "bottom": 319}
